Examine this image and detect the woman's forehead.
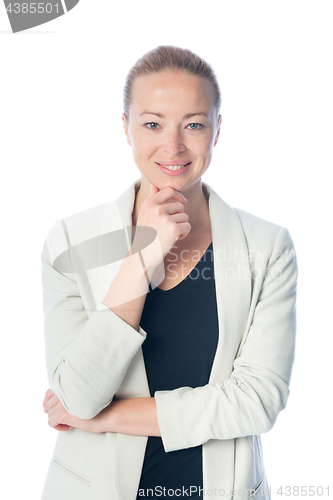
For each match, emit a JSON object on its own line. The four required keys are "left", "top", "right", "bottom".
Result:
{"left": 130, "top": 70, "right": 215, "bottom": 113}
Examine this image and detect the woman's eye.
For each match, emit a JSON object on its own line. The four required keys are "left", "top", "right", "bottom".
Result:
{"left": 145, "top": 122, "right": 159, "bottom": 130}
{"left": 187, "top": 123, "right": 203, "bottom": 130}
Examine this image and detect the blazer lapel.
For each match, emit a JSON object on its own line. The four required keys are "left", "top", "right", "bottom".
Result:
{"left": 202, "top": 182, "right": 252, "bottom": 495}
{"left": 95, "top": 179, "right": 252, "bottom": 498}
{"left": 203, "top": 181, "right": 251, "bottom": 380}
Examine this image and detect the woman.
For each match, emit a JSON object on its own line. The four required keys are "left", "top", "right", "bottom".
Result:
{"left": 41, "top": 46, "right": 297, "bottom": 500}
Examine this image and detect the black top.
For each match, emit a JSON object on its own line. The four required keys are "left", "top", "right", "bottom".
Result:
{"left": 136, "top": 242, "right": 219, "bottom": 499}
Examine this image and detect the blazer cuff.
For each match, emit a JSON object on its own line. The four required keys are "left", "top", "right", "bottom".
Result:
{"left": 154, "top": 385, "right": 215, "bottom": 453}
{"left": 52, "top": 305, "right": 148, "bottom": 418}
{"left": 95, "top": 302, "right": 147, "bottom": 338}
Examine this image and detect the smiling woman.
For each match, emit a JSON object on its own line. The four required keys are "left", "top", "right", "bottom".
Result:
{"left": 123, "top": 69, "right": 221, "bottom": 249}
{"left": 41, "top": 45, "right": 297, "bottom": 500}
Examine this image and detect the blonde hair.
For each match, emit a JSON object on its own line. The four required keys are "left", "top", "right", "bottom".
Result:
{"left": 123, "top": 45, "right": 221, "bottom": 123}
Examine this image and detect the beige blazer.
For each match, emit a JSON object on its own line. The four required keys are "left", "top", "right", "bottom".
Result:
{"left": 41, "top": 179, "right": 297, "bottom": 500}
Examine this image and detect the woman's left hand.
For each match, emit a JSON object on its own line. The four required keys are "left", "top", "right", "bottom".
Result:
{"left": 43, "top": 388, "right": 112, "bottom": 433}
{"left": 43, "top": 388, "right": 78, "bottom": 432}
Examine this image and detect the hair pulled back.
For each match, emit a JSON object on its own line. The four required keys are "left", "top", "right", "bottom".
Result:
{"left": 123, "top": 45, "right": 221, "bottom": 123}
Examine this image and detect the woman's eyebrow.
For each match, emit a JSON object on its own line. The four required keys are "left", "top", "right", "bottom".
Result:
{"left": 139, "top": 111, "right": 208, "bottom": 119}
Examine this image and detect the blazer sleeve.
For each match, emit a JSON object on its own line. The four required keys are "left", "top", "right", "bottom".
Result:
{"left": 41, "top": 223, "right": 148, "bottom": 420}
{"left": 154, "top": 226, "right": 297, "bottom": 452}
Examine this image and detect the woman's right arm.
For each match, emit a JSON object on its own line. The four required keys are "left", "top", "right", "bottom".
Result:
{"left": 101, "top": 184, "right": 189, "bottom": 331}
{"left": 42, "top": 184, "right": 190, "bottom": 420}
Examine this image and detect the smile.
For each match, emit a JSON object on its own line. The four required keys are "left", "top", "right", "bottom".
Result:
{"left": 156, "top": 162, "right": 192, "bottom": 176}
{"left": 161, "top": 165, "right": 186, "bottom": 171}
{"left": 156, "top": 162, "right": 191, "bottom": 170}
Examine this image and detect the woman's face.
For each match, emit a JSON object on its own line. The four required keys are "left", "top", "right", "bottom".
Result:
{"left": 122, "top": 69, "right": 221, "bottom": 194}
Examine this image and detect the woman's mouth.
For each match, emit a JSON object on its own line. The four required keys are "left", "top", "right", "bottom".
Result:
{"left": 156, "top": 162, "right": 191, "bottom": 175}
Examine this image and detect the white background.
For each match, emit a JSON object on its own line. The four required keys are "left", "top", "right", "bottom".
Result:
{"left": 1, "top": 1, "right": 332, "bottom": 498}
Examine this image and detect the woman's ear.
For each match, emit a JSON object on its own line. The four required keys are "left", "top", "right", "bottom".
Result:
{"left": 214, "top": 114, "right": 222, "bottom": 147}
{"left": 122, "top": 113, "right": 131, "bottom": 146}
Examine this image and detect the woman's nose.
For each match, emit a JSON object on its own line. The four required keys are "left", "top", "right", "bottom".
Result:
{"left": 163, "top": 129, "right": 186, "bottom": 155}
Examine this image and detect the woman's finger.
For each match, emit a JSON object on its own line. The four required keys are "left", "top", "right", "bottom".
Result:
{"left": 48, "top": 403, "right": 68, "bottom": 428}
{"left": 45, "top": 394, "right": 60, "bottom": 413}
{"left": 47, "top": 404, "right": 57, "bottom": 419}
{"left": 149, "top": 185, "right": 187, "bottom": 206}
{"left": 43, "top": 388, "right": 55, "bottom": 412}
{"left": 169, "top": 212, "right": 189, "bottom": 223}
{"left": 163, "top": 201, "right": 186, "bottom": 215}
{"left": 48, "top": 414, "right": 71, "bottom": 432}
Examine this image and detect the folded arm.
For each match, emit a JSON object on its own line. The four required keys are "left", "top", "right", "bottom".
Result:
{"left": 41, "top": 220, "right": 154, "bottom": 420}
{"left": 154, "top": 226, "right": 298, "bottom": 452}
{"left": 43, "top": 388, "right": 160, "bottom": 436}
{"left": 43, "top": 223, "right": 297, "bottom": 450}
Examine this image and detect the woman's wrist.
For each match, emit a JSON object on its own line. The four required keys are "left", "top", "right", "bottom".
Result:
{"left": 105, "top": 397, "right": 161, "bottom": 436}
{"left": 90, "top": 401, "right": 118, "bottom": 433}
{"left": 64, "top": 410, "right": 111, "bottom": 434}
{"left": 70, "top": 414, "right": 96, "bottom": 433}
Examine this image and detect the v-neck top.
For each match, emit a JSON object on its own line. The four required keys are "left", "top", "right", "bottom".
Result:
{"left": 136, "top": 242, "right": 219, "bottom": 499}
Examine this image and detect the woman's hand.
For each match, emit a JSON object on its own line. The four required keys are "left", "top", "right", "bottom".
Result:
{"left": 134, "top": 183, "right": 191, "bottom": 266}
{"left": 43, "top": 388, "right": 102, "bottom": 433}
{"left": 43, "top": 388, "right": 76, "bottom": 432}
